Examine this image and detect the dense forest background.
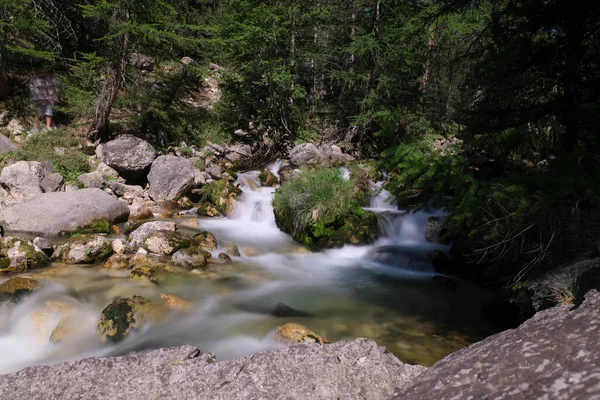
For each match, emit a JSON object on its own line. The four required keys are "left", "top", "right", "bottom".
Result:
{"left": 2, "top": 0, "right": 600, "bottom": 295}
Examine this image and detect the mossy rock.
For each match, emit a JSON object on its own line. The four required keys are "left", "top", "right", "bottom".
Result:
{"left": 197, "top": 202, "right": 221, "bottom": 217}
{"left": 171, "top": 248, "right": 207, "bottom": 269}
{"left": 225, "top": 244, "right": 241, "bottom": 257}
{"left": 275, "top": 210, "right": 378, "bottom": 250}
{"left": 60, "top": 219, "right": 112, "bottom": 237}
{"left": 142, "top": 231, "right": 191, "bottom": 256}
{"left": 98, "top": 296, "right": 151, "bottom": 343}
{"left": 0, "top": 237, "right": 50, "bottom": 274}
{"left": 193, "top": 231, "right": 218, "bottom": 251}
{"left": 218, "top": 253, "right": 232, "bottom": 262}
{"left": 52, "top": 235, "right": 112, "bottom": 264}
{"left": 0, "top": 277, "right": 41, "bottom": 302}
{"left": 274, "top": 323, "right": 329, "bottom": 345}
{"left": 259, "top": 168, "right": 279, "bottom": 187}
{"left": 104, "top": 254, "right": 132, "bottom": 270}
{"left": 130, "top": 264, "right": 175, "bottom": 284}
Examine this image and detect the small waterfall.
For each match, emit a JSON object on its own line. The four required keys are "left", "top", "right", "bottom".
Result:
{"left": 338, "top": 166, "right": 351, "bottom": 181}
{"left": 364, "top": 182, "right": 448, "bottom": 273}
{"left": 199, "top": 161, "right": 294, "bottom": 249}
{"left": 367, "top": 181, "right": 397, "bottom": 211}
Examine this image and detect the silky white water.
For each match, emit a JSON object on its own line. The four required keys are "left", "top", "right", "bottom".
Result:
{"left": 0, "top": 164, "right": 494, "bottom": 374}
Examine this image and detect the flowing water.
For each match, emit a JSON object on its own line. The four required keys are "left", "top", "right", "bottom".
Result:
{"left": 0, "top": 165, "right": 496, "bottom": 374}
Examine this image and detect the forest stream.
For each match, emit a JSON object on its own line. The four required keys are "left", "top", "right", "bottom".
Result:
{"left": 0, "top": 163, "right": 496, "bottom": 374}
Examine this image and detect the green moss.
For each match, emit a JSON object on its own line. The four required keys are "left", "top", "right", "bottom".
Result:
{"left": 61, "top": 219, "right": 112, "bottom": 237}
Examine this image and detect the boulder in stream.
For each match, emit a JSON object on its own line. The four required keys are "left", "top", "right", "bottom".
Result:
{"left": 259, "top": 168, "right": 278, "bottom": 187}
{"left": 0, "top": 237, "right": 50, "bottom": 274}
{"left": 98, "top": 296, "right": 152, "bottom": 342}
{"left": 52, "top": 235, "right": 112, "bottom": 264}
{"left": 129, "top": 221, "right": 177, "bottom": 248}
{"left": 171, "top": 248, "right": 207, "bottom": 269}
{"left": 142, "top": 231, "right": 190, "bottom": 256}
{"left": 193, "top": 231, "right": 218, "bottom": 251}
{"left": 425, "top": 216, "right": 451, "bottom": 245}
{"left": 0, "top": 277, "right": 41, "bottom": 302}
{"left": 0, "top": 189, "right": 130, "bottom": 236}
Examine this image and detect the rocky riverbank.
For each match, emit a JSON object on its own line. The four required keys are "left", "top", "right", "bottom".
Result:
{"left": 1, "top": 290, "right": 598, "bottom": 399}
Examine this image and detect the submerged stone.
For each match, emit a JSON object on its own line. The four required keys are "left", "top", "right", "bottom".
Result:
{"left": 274, "top": 323, "right": 329, "bottom": 345}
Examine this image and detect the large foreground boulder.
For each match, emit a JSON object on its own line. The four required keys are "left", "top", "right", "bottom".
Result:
{"left": 147, "top": 155, "right": 195, "bottom": 201}
{"left": 101, "top": 136, "right": 156, "bottom": 181}
{"left": 0, "top": 189, "right": 129, "bottom": 236}
{"left": 392, "top": 289, "right": 600, "bottom": 400}
{"left": 0, "top": 338, "right": 424, "bottom": 400}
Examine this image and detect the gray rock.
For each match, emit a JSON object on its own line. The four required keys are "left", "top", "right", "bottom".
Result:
{"left": 290, "top": 143, "right": 323, "bottom": 166}
{"left": 129, "top": 221, "right": 177, "bottom": 248}
{"left": 128, "top": 53, "right": 155, "bottom": 71}
{"left": 147, "top": 155, "right": 196, "bottom": 202}
{"left": 0, "top": 189, "right": 129, "bottom": 236}
{"left": 205, "top": 164, "right": 222, "bottom": 179}
{"left": 96, "top": 162, "right": 121, "bottom": 181}
{"left": 0, "top": 134, "right": 17, "bottom": 154}
{"left": 0, "top": 110, "right": 9, "bottom": 126}
{"left": 425, "top": 216, "right": 450, "bottom": 245}
{"left": 40, "top": 173, "right": 64, "bottom": 193}
{"left": 101, "top": 136, "right": 157, "bottom": 181}
{"left": 32, "top": 237, "right": 54, "bottom": 256}
{"left": 171, "top": 248, "right": 207, "bottom": 269}
{"left": 106, "top": 181, "right": 144, "bottom": 197}
{"left": 0, "top": 161, "right": 59, "bottom": 202}
{"left": 392, "top": 290, "right": 600, "bottom": 400}
{"left": 0, "top": 338, "right": 424, "bottom": 400}
{"left": 5, "top": 119, "right": 25, "bottom": 136}
{"left": 225, "top": 143, "right": 252, "bottom": 164}
{"left": 77, "top": 171, "right": 105, "bottom": 188}
{"left": 142, "top": 231, "right": 188, "bottom": 256}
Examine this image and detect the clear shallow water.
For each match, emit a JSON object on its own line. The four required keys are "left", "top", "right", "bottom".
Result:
{"left": 0, "top": 165, "right": 496, "bottom": 374}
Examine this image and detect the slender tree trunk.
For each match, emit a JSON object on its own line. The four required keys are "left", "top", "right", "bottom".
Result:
{"left": 350, "top": 0, "right": 358, "bottom": 70}
{"left": 0, "top": 49, "right": 9, "bottom": 98}
{"left": 90, "top": 5, "right": 130, "bottom": 141}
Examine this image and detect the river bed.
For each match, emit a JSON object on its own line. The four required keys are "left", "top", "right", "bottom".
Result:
{"left": 0, "top": 167, "right": 496, "bottom": 374}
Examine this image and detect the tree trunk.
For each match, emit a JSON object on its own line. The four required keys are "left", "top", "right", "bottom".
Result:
{"left": 90, "top": 6, "right": 131, "bottom": 142}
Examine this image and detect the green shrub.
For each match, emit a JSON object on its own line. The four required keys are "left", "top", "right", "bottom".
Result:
{"left": 273, "top": 167, "right": 359, "bottom": 235}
